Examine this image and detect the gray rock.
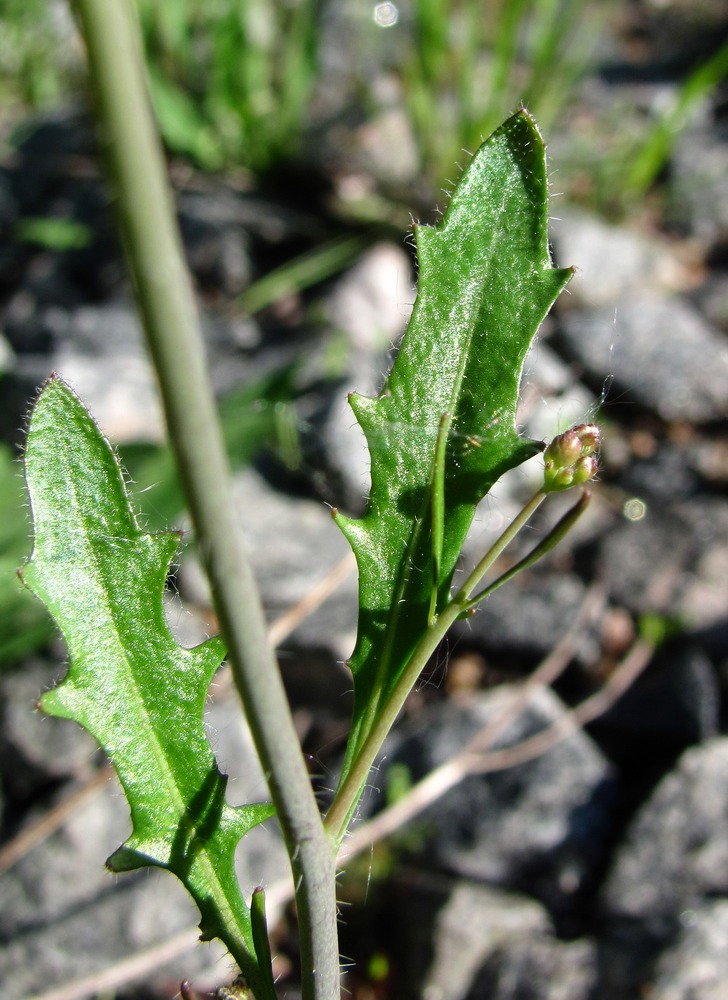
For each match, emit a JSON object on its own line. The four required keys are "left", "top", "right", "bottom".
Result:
{"left": 600, "top": 495, "right": 728, "bottom": 631}
{"left": 178, "top": 190, "right": 254, "bottom": 296}
{"left": 465, "top": 933, "right": 596, "bottom": 1000}
{"left": 668, "top": 115, "right": 728, "bottom": 248}
{"left": 163, "top": 590, "right": 213, "bottom": 650}
{"left": 356, "top": 105, "right": 422, "bottom": 187}
{"left": 618, "top": 440, "right": 701, "bottom": 504}
{"left": 688, "top": 272, "right": 728, "bottom": 335}
{"left": 424, "top": 881, "right": 551, "bottom": 1000}
{"left": 0, "top": 331, "right": 15, "bottom": 376}
{"left": 178, "top": 466, "right": 358, "bottom": 660}
{"left": 592, "top": 643, "right": 719, "bottom": 764}
{"left": 519, "top": 340, "right": 598, "bottom": 444}
{"left": 422, "top": 880, "right": 596, "bottom": 1000}
{"left": 602, "top": 739, "right": 728, "bottom": 925}
{"left": 9, "top": 299, "right": 165, "bottom": 443}
{"left": 598, "top": 504, "right": 693, "bottom": 616}
{"left": 674, "top": 497, "right": 728, "bottom": 631}
{"left": 325, "top": 242, "right": 414, "bottom": 358}
{"left": 13, "top": 295, "right": 264, "bottom": 444}
{"left": 650, "top": 900, "right": 728, "bottom": 1000}
{"left": 453, "top": 571, "right": 590, "bottom": 662}
{"left": 316, "top": 388, "right": 374, "bottom": 515}
{"left": 371, "top": 686, "right": 615, "bottom": 915}
{"left": 50, "top": 347, "right": 166, "bottom": 444}
{"left": 316, "top": 242, "right": 414, "bottom": 513}
{"left": 558, "top": 294, "right": 728, "bottom": 423}
{"left": 0, "top": 776, "right": 231, "bottom": 998}
{"left": 598, "top": 738, "right": 728, "bottom": 995}
{"left": 0, "top": 679, "right": 287, "bottom": 999}
{"left": 0, "top": 167, "right": 18, "bottom": 233}
{"left": 0, "top": 658, "right": 100, "bottom": 798}
{"left": 551, "top": 207, "right": 686, "bottom": 308}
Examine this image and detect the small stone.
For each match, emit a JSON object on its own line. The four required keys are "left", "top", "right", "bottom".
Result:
{"left": 368, "top": 685, "right": 615, "bottom": 917}
{"left": 602, "top": 738, "right": 728, "bottom": 924}
{"left": 558, "top": 294, "right": 728, "bottom": 423}
{"left": 650, "top": 900, "right": 728, "bottom": 1000}
{"left": 550, "top": 207, "right": 689, "bottom": 307}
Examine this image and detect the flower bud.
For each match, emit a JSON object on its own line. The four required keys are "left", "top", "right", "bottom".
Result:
{"left": 572, "top": 454, "right": 599, "bottom": 485}
{"left": 544, "top": 430, "right": 581, "bottom": 467}
{"left": 576, "top": 424, "right": 600, "bottom": 452}
{"left": 543, "top": 423, "right": 600, "bottom": 493}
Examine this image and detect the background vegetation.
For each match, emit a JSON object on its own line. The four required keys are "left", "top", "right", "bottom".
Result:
{"left": 2, "top": 2, "right": 728, "bottom": 998}
{"left": 1, "top": 0, "right": 726, "bottom": 669}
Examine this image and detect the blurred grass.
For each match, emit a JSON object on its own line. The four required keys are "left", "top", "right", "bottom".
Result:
{"left": 236, "top": 233, "right": 370, "bottom": 315}
{"left": 1, "top": 0, "right": 726, "bottom": 209}
{"left": 0, "top": 0, "right": 320, "bottom": 174}
{"left": 2, "top": 0, "right": 727, "bottom": 666}
{"left": 15, "top": 216, "right": 93, "bottom": 250}
{"left": 403, "top": 0, "right": 610, "bottom": 190}
{"left": 137, "top": 0, "right": 320, "bottom": 173}
{"left": 623, "top": 36, "right": 728, "bottom": 204}
{"left": 0, "top": 0, "right": 82, "bottom": 114}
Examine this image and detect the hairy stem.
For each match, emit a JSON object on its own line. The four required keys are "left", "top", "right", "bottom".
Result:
{"left": 325, "top": 488, "right": 548, "bottom": 843}
{"left": 69, "top": 2, "right": 339, "bottom": 997}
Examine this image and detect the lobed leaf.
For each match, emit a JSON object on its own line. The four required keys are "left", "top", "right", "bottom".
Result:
{"left": 335, "top": 110, "right": 573, "bottom": 792}
{"left": 21, "top": 376, "right": 275, "bottom": 997}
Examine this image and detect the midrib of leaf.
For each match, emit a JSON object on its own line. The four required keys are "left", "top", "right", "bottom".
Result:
{"left": 83, "top": 561, "right": 250, "bottom": 937}
{"left": 52, "top": 485, "right": 246, "bottom": 935}
{"left": 364, "top": 281, "right": 487, "bottom": 724}
{"left": 61, "top": 475, "right": 184, "bottom": 821}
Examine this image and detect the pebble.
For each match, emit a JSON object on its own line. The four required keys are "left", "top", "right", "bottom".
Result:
{"left": 558, "top": 293, "right": 728, "bottom": 423}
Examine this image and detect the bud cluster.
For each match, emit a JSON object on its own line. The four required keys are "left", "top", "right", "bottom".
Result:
{"left": 542, "top": 423, "right": 600, "bottom": 493}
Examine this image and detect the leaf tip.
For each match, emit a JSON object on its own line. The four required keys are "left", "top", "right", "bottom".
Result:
{"left": 38, "top": 370, "right": 66, "bottom": 398}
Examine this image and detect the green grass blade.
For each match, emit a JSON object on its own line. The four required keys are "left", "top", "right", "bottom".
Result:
{"left": 333, "top": 110, "right": 572, "bottom": 803}
{"left": 20, "top": 376, "right": 275, "bottom": 998}
{"left": 237, "top": 234, "right": 369, "bottom": 315}
{"left": 625, "top": 38, "right": 728, "bottom": 199}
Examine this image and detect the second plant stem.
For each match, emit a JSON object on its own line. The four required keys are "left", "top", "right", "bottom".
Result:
{"left": 325, "top": 488, "right": 548, "bottom": 843}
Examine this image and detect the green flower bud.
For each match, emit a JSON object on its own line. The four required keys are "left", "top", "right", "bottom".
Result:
{"left": 572, "top": 454, "right": 599, "bottom": 485}
{"left": 544, "top": 430, "right": 582, "bottom": 468}
{"left": 543, "top": 423, "right": 600, "bottom": 493}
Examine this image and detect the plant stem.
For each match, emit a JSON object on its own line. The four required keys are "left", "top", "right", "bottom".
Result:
{"left": 461, "top": 490, "right": 590, "bottom": 613}
{"left": 455, "top": 489, "right": 546, "bottom": 602}
{"left": 69, "top": 2, "right": 339, "bottom": 998}
{"left": 325, "top": 487, "right": 547, "bottom": 843}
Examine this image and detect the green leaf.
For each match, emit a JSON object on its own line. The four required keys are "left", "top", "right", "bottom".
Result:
{"left": 335, "top": 110, "right": 572, "bottom": 788}
{"left": 20, "top": 376, "right": 275, "bottom": 997}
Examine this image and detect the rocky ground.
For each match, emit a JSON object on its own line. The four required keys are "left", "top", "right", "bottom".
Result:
{"left": 2, "top": 7, "right": 728, "bottom": 1000}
